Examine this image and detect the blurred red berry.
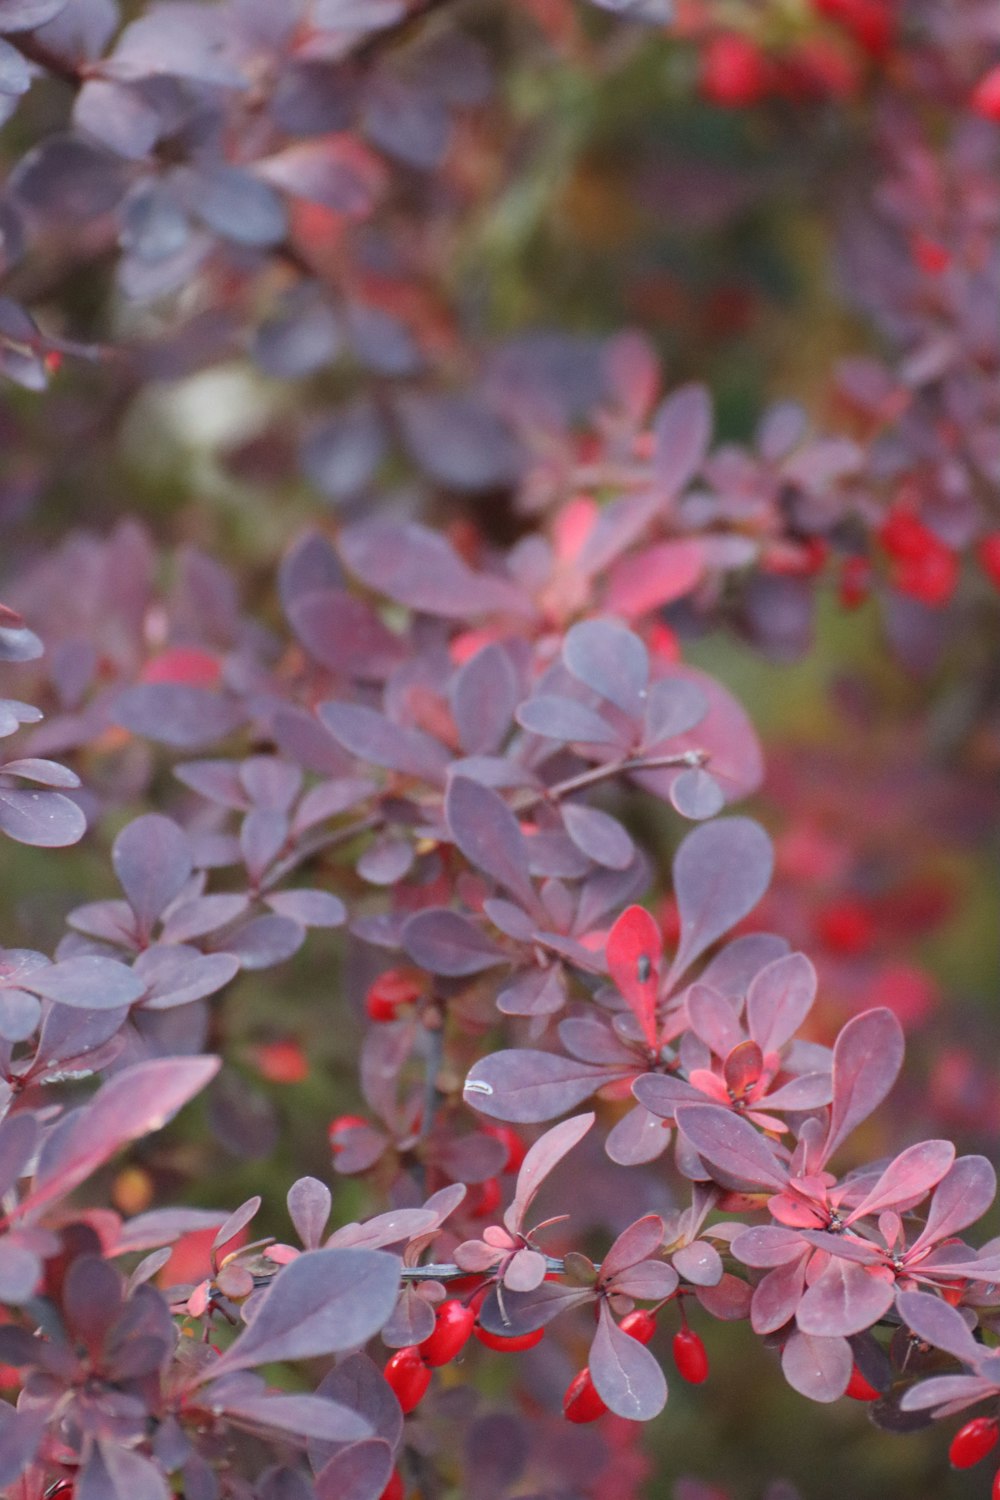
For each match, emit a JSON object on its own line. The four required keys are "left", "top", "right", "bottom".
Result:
{"left": 977, "top": 533, "right": 1000, "bottom": 591}
{"left": 700, "top": 33, "right": 769, "bottom": 108}
{"left": 468, "top": 1176, "right": 502, "bottom": 1217}
{"left": 620, "top": 1309, "right": 657, "bottom": 1345}
{"left": 816, "top": 897, "right": 875, "bottom": 955}
{"left": 971, "top": 67, "right": 1000, "bottom": 122}
{"left": 838, "top": 555, "right": 871, "bottom": 608}
{"left": 379, "top": 1472, "right": 405, "bottom": 1500}
{"left": 366, "top": 968, "right": 424, "bottom": 1022}
{"left": 481, "top": 1123, "right": 527, "bottom": 1173}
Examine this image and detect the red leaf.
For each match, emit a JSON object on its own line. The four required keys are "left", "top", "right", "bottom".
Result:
{"left": 605, "top": 905, "right": 661, "bottom": 1049}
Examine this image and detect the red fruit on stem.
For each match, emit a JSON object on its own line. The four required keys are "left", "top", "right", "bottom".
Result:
{"left": 481, "top": 1123, "right": 527, "bottom": 1173}
{"left": 366, "top": 968, "right": 423, "bottom": 1022}
{"left": 563, "top": 1368, "right": 608, "bottom": 1423}
{"left": 384, "top": 1346, "right": 432, "bottom": 1414}
{"left": 993, "top": 1467, "right": 1000, "bottom": 1500}
{"left": 844, "top": 1364, "right": 880, "bottom": 1401}
{"left": 971, "top": 66, "right": 1000, "bottom": 123}
{"left": 977, "top": 533, "right": 1000, "bottom": 591}
{"left": 700, "top": 33, "right": 769, "bottom": 108}
{"left": 673, "top": 1328, "right": 710, "bottom": 1384}
{"left": 380, "top": 1471, "right": 405, "bottom": 1500}
{"left": 474, "top": 1323, "right": 545, "bottom": 1352}
{"left": 949, "top": 1416, "right": 999, "bottom": 1469}
{"left": 469, "top": 1176, "right": 502, "bottom": 1217}
{"left": 620, "top": 1309, "right": 657, "bottom": 1345}
{"left": 419, "top": 1299, "right": 476, "bottom": 1367}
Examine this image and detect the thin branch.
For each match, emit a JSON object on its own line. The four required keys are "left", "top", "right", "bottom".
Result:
{"left": 515, "top": 748, "right": 709, "bottom": 813}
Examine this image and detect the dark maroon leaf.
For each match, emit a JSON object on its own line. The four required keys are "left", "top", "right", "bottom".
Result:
{"left": 670, "top": 817, "right": 774, "bottom": 980}
{"left": 464, "top": 1049, "right": 620, "bottom": 1123}
{"left": 451, "top": 643, "right": 520, "bottom": 755}
{"left": 403, "top": 908, "right": 505, "bottom": 975}
{"left": 208, "top": 1247, "right": 401, "bottom": 1374}
{"left": 339, "top": 519, "right": 528, "bottom": 619}
{"left": 113, "top": 814, "right": 193, "bottom": 936}
{"left": 746, "top": 953, "right": 817, "bottom": 1054}
{"left": 895, "top": 1291, "right": 983, "bottom": 1366}
{"left": 909, "top": 1156, "right": 997, "bottom": 1255}
{"left": 674, "top": 1104, "right": 787, "bottom": 1190}
{"left": 600, "top": 1214, "right": 665, "bottom": 1279}
{"left": 320, "top": 702, "right": 449, "bottom": 784}
{"left": 823, "top": 1008, "right": 904, "bottom": 1165}
{"left": 396, "top": 391, "right": 522, "bottom": 491}
{"left": 652, "top": 383, "right": 712, "bottom": 496}
{"left": 446, "top": 775, "right": 538, "bottom": 911}
{"left": 562, "top": 802, "right": 634, "bottom": 869}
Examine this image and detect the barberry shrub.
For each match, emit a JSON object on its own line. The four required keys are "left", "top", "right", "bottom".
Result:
{"left": 0, "top": 1, "right": 998, "bottom": 1498}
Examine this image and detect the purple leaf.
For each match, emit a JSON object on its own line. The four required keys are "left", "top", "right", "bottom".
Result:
{"left": 114, "top": 684, "right": 245, "bottom": 749}
{"left": 670, "top": 817, "right": 774, "bottom": 981}
{"left": 402, "top": 908, "right": 506, "bottom": 975}
{"left": 446, "top": 775, "right": 538, "bottom": 911}
{"left": 208, "top": 1247, "right": 401, "bottom": 1375}
{"left": 746, "top": 953, "right": 817, "bottom": 1054}
{"left": 641, "top": 677, "right": 708, "bottom": 747}
{"left": 895, "top": 1290, "right": 983, "bottom": 1366}
{"left": 474, "top": 1279, "right": 593, "bottom": 1336}
{"left": 0, "top": 786, "right": 86, "bottom": 846}
{"left": 909, "top": 1156, "right": 997, "bottom": 1256}
{"left": 76, "top": 1440, "right": 170, "bottom": 1500}
{"left": 319, "top": 702, "right": 449, "bottom": 784}
{"left": 27, "top": 955, "right": 145, "bottom": 1010}
{"left": 213, "top": 1196, "right": 261, "bottom": 1253}
{"left": 135, "top": 946, "right": 240, "bottom": 1009}
{"left": 25, "top": 1055, "right": 219, "bottom": 1220}
{"left": 314, "top": 1351, "right": 402, "bottom": 1455}
{"left": 315, "top": 1439, "right": 395, "bottom": 1500}
{"left": 686, "top": 984, "right": 743, "bottom": 1057}
{"left": 563, "top": 619, "right": 648, "bottom": 715}
{"left": 590, "top": 1301, "right": 667, "bottom": 1420}
{"left": 113, "top": 814, "right": 193, "bottom": 936}
{"left": 395, "top": 392, "right": 522, "bottom": 491}
{"left": 670, "top": 767, "right": 725, "bottom": 820}
{"left": 265, "top": 890, "right": 347, "bottom": 927}
{"left": 504, "top": 1112, "right": 593, "bottom": 1234}
{"left": 653, "top": 383, "right": 712, "bottom": 496}
{"left": 674, "top": 1104, "right": 787, "bottom": 1191}
{"left": 289, "top": 590, "right": 404, "bottom": 679}
{"left": 900, "top": 1374, "right": 999, "bottom": 1413}
{"left": 605, "top": 1103, "right": 672, "bottom": 1165}
{"left": 212, "top": 1389, "right": 371, "bottom": 1443}
{"left": 731, "top": 1226, "right": 806, "bottom": 1268}
{"left": 611, "top": 1260, "right": 679, "bottom": 1299}
{"left": 600, "top": 1214, "right": 665, "bottom": 1280}
{"left": 515, "top": 695, "right": 621, "bottom": 745}
{"left": 339, "top": 519, "right": 528, "bottom": 619}
{"left": 843, "top": 1140, "right": 956, "bottom": 1225}
{"left": 781, "top": 1330, "right": 852, "bottom": 1403}
{"left": 451, "top": 643, "right": 520, "bottom": 755}
{"left": 288, "top": 1176, "right": 332, "bottom": 1249}
{"left": 562, "top": 802, "right": 634, "bottom": 870}
{"left": 823, "top": 1008, "right": 904, "bottom": 1165}
{"left": 0, "top": 1, "right": 70, "bottom": 31}
{"left": 672, "top": 1241, "right": 724, "bottom": 1287}
{"left": 464, "top": 1050, "right": 622, "bottom": 1123}
{"left": 796, "top": 1257, "right": 895, "bottom": 1337}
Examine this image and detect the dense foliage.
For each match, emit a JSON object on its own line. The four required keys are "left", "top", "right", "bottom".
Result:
{"left": 0, "top": 0, "right": 999, "bottom": 1496}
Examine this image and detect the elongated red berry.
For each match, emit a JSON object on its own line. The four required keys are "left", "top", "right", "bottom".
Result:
{"left": 673, "top": 1328, "right": 709, "bottom": 1384}
{"left": 419, "top": 1299, "right": 475, "bottom": 1367}
{"left": 563, "top": 1368, "right": 608, "bottom": 1423}
{"left": 993, "top": 1466, "right": 1000, "bottom": 1500}
{"left": 844, "top": 1364, "right": 880, "bottom": 1401}
{"left": 384, "top": 1346, "right": 432, "bottom": 1414}
{"left": 949, "top": 1416, "right": 999, "bottom": 1469}
{"left": 620, "top": 1309, "right": 657, "bottom": 1345}
{"left": 701, "top": 32, "right": 769, "bottom": 108}
{"left": 474, "top": 1323, "right": 545, "bottom": 1352}
{"left": 379, "top": 1471, "right": 405, "bottom": 1500}
{"left": 469, "top": 1176, "right": 502, "bottom": 1217}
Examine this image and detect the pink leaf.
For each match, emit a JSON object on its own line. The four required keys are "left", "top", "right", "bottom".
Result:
{"left": 605, "top": 905, "right": 661, "bottom": 1049}
{"left": 505, "top": 1112, "right": 594, "bottom": 1234}
{"left": 590, "top": 1300, "right": 667, "bottom": 1420}
{"left": 823, "top": 1008, "right": 905, "bottom": 1165}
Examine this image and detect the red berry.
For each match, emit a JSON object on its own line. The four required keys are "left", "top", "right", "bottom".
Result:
{"left": 481, "top": 1123, "right": 527, "bottom": 1173}
{"left": 563, "top": 1368, "right": 608, "bottom": 1423}
{"left": 838, "top": 555, "right": 871, "bottom": 609}
{"left": 672, "top": 1328, "right": 709, "bottom": 1384}
{"left": 978, "top": 533, "right": 1000, "bottom": 591}
{"left": 879, "top": 507, "right": 930, "bottom": 561}
{"left": 700, "top": 33, "right": 769, "bottom": 108}
{"left": 366, "top": 968, "right": 423, "bottom": 1023}
{"left": 949, "top": 1416, "right": 999, "bottom": 1469}
{"left": 379, "top": 1471, "right": 405, "bottom": 1500}
{"left": 993, "top": 1467, "right": 1000, "bottom": 1500}
{"left": 817, "top": 897, "right": 875, "bottom": 955}
{"left": 972, "top": 66, "right": 1000, "bottom": 123}
{"left": 474, "top": 1323, "right": 545, "bottom": 1352}
{"left": 419, "top": 1299, "right": 475, "bottom": 1367}
{"left": 844, "top": 1364, "right": 880, "bottom": 1401}
{"left": 383, "top": 1346, "right": 432, "bottom": 1414}
{"left": 468, "top": 1176, "right": 502, "bottom": 1217}
{"left": 620, "top": 1309, "right": 657, "bottom": 1345}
